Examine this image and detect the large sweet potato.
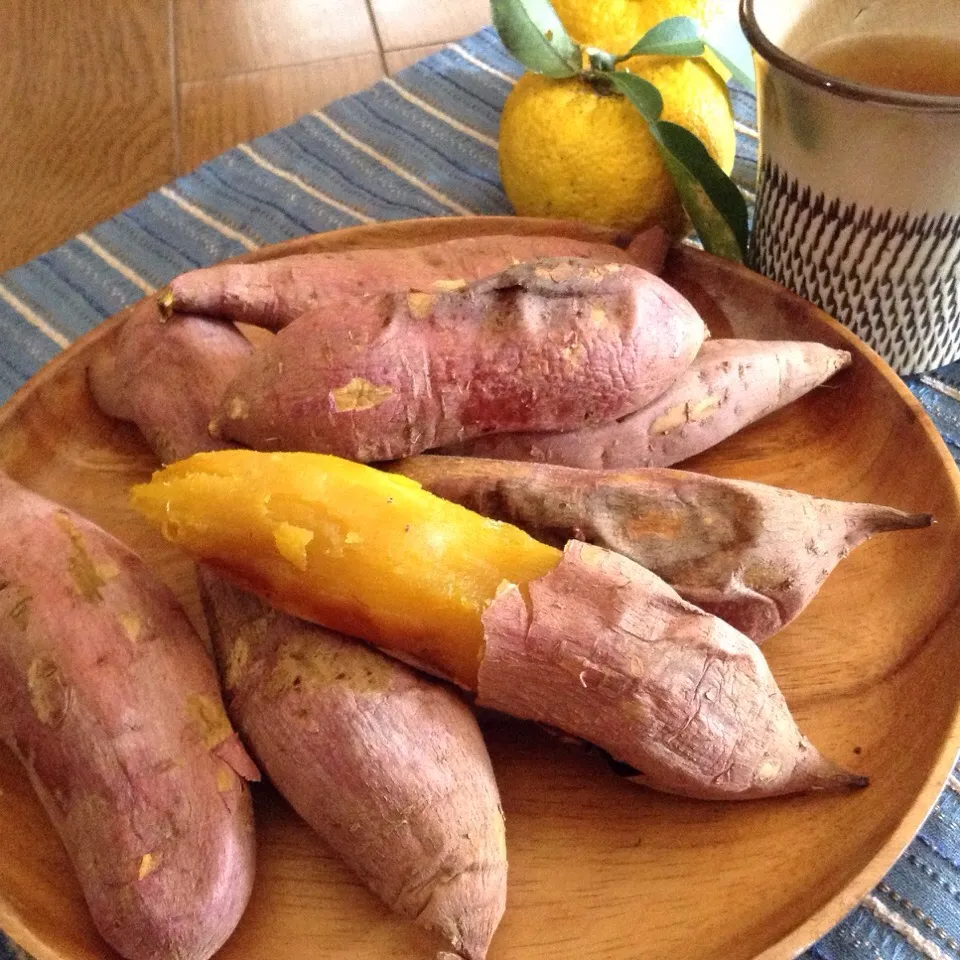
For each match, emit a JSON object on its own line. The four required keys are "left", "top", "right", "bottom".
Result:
{"left": 211, "top": 258, "right": 707, "bottom": 461}
{"left": 199, "top": 572, "right": 507, "bottom": 960}
{"left": 391, "top": 456, "right": 932, "bottom": 642}
{"left": 132, "top": 451, "right": 866, "bottom": 801}
{"left": 0, "top": 472, "right": 258, "bottom": 960}
{"left": 162, "top": 229, "right": 668, "bottom": 331}
{"left": 479, "top": 540, "right": 865, "bottom": 800}
{"left": 88, "top": 299, "right": 252, "bottom": 464}
{"left": 91, "top": 233, "right": 668, "bottom": 462}
{"left": 442, "top": 339, "right": 852, "bottom": 468}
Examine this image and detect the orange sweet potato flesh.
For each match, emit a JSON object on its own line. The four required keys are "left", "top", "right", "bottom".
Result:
{"left": 133, "top": 452, "right": 559, "bottom": 686}
{"left": 211, "top": 258, "right": 707, "bottom": 461}
{"left": 391, "top": 456, "right": 933, "bottom": 643}
{"left": 199, "top": 572, "right": 507, "bottom": 960}
{"left": 163, "top": 230, "right": 668, "bottom": 331}
{"left": 132, "top": 451, "right": 866, "bottom": 801}
{"left": 0, "top": 472, "right": 258, "bottom": 960}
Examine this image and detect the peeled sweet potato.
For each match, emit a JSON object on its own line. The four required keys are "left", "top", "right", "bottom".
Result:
{"left": 442, "top": 339, "right": 852, "bottom": 468}
{"left": 132, "top": 451, "right": 865, "bottom": 801}
{"left": 391, "top": 456, "right": 932, "bottom": 642}
{"left": 211, "top": 258, "right": 707, "bottom": 462}
{"left": 162, "top": 229, "right": 668, "bottom": 331}
{"left": 0, "top": 472, "right": 258, "bottom": 960}
{"left": 88, "top": 298, "right": 252, "bottom": 464}
{"left": 199, "top": 572, "right": 507, "bottom": 960}
{"left": 138, "top": 452, "right": 558, "bottom": 685}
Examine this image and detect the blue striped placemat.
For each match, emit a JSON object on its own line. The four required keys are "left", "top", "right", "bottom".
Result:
{"left": 2, "top": 25, "right": 960, "bottom": 960}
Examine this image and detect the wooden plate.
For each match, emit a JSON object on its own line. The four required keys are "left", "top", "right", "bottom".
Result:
{"left": 1, "top": 216, "right": 959, "bottom": 960}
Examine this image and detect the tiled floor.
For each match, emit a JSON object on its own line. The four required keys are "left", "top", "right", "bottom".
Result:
{"left": 0, "top": 0, "right": 489, "bottom": 272}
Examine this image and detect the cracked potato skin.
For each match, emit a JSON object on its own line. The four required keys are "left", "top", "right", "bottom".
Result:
{"left": 444, "top": 339, "right": 852, "bottom": 468}
{"left": 211, "top": 258, "right": 706, "bottom": 462}
{"left": 88, "top": 298, "right": 252, "bottom": 465}
{"left": 133, "top": 451, "right": 865, "bottom": 802}
{"left": 200, "top": 572, "right": 507, "bottom": 960}
{"left": 391, "top": 456, "right": 931, "bottom": 643}
{"left": 479, "top": 541, "right": 866, "bottom": 800}
{"left": 165, "top": 232, "right": 656, "bottom": 331}
{"left": 0, "top": 472, "right": 257, "bottom": 960}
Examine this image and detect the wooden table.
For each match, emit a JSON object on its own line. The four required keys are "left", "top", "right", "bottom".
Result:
{"left": 0, "top": 0, "right": 489, "bottom": 273}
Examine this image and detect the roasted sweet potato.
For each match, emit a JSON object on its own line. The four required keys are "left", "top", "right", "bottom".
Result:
{"left": 88, "top": 299, "right": 252, "bottom": 464}
{"left": 162, "top": 230, "right": 667, "bottom": 331}
{"left": 211, "top": 258, "right": 707, "bottom": 461}
{"left": 132, "top": 451, "right": 865, "bottom": 801}
{"left": 442, "top": 339, "right": 852, "bottom": 468}
{"left": 199, "top": 572, "right": 507, "bottom": 960}
{"left": 479, "top": 540, "right": 864, "bottom": 800}
{"left": 0, "top": 473, "right": 258, "bottom": 960}
{"left": 92, "top": 320, "right": 511, "bottom": 959}
{"left": 390, "top": 456, "right": 932, "bottom": 642}
{"left": 138, "top": 452, "right": 558, "bottom": 685}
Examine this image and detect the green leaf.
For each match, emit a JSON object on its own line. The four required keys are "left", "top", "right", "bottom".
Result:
{"left": 491, "top": 0, "right": 582, "bottom": 79}
{"left": 607, "top": 71, "right": 663, "bottom": 122}
{"left": 702, "top": 15, "right": 756, "bottom": 90}
{"left": 609, "top": 71, "right": 748, "bottom": 261}
{"left": 617, "top": 16, "right": 705, "bottom": 60}
{"left": 650, "top": 120, "right": 748, "bottom": 261}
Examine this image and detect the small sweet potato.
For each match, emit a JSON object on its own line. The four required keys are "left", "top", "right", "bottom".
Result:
{"left": 391, "top": 456, "right": 932, "bottom": 642}
{"left": 133, "top": 451, "right": 865, "bottom": 801}
{"left": 212, "top": 258, "right": 707, "bottom": 461}
{"left": 0, "top": 472, "right": 258, "bottom": 960}
{"left": 88, "top": 299, "right": 252, "bottom": 464}
{"left": 199, "top": 572, "right": 507, "bottom": 960}
{"left": 441, "top": 338, "right": 852, "bottom": 468}
{"left": 162, "top": 230, "right": 667, "bottom": 331}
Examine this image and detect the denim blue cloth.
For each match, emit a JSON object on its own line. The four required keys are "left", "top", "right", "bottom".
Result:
{"left": 1, "top": 26, "right": 959, "bottom": 960}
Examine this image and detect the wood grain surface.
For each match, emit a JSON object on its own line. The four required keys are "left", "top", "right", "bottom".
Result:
{"left": 368, "top": 0, "right": 488, "bottom": 51}
{"left": 1, "top": 1, "right": 491, "bottom": 270}
{"left": 0, "top": 0, "right": 175, "bottom": 271}
{"left": 174, "top": 0, "right": 379, "bottom": 82}
{"left": 179, "top": 54, "right": 384, "bottom": 171}
{"left": 1, "top": 217, "right": 959, "bottom": 960}
{"left": 385, "top": 44, "right": 448, "bottom": 74}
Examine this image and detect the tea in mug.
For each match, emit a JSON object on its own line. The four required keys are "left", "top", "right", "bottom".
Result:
{"left": 807, "top": 34, "right": 960, "bottom": 96}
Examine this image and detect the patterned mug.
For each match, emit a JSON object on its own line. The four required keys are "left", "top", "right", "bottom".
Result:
{"left": 740, "top": 0, "right": 960, "bottom": 375}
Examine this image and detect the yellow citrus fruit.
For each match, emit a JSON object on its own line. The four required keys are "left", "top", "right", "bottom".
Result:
{"left": 550, "top": 0, "right": 735, "bottom": 56}
{"left": 498, "top": 61, "right": 735, "bottom": 234}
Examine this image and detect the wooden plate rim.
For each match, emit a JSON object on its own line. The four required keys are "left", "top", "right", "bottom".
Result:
{"left": 1, "top": 216, "right": 959, "bottom": 960}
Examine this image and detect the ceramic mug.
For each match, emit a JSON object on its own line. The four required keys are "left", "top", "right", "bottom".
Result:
{"left": 740, "top": 0, "right": 960, "bottom": 375}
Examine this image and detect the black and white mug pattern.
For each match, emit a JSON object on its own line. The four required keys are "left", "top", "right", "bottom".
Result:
{"left": 751, "top": 156, "right": 960, "bottom": 375}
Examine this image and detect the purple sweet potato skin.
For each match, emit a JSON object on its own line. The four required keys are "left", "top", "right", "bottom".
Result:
{"left": 478, "top": 541, "right": 865, "bottom": 801}
{"left": 199, "top": 572, "right": 507, "bottom": 960}
{"left": 88, "top": 299, "right": 252, "bottom": 464}
{"left": 443, "top": 339, "right": 852, "bottom": 468}
{"left": 0, "top": 473, "right": 257, "bottom": 960}
{"left": 392, "top": 456, "right": 931, "bottom": 643}
{"left": 166, "top": 232, "right": 661, "bottom": 330}
{"left": 213, "top": 258, "right": 707, "bottom": 461}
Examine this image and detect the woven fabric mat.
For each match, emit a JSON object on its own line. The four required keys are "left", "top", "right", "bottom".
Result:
{"left": 2, "top": 26, "right": 960, "bottom": 960}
